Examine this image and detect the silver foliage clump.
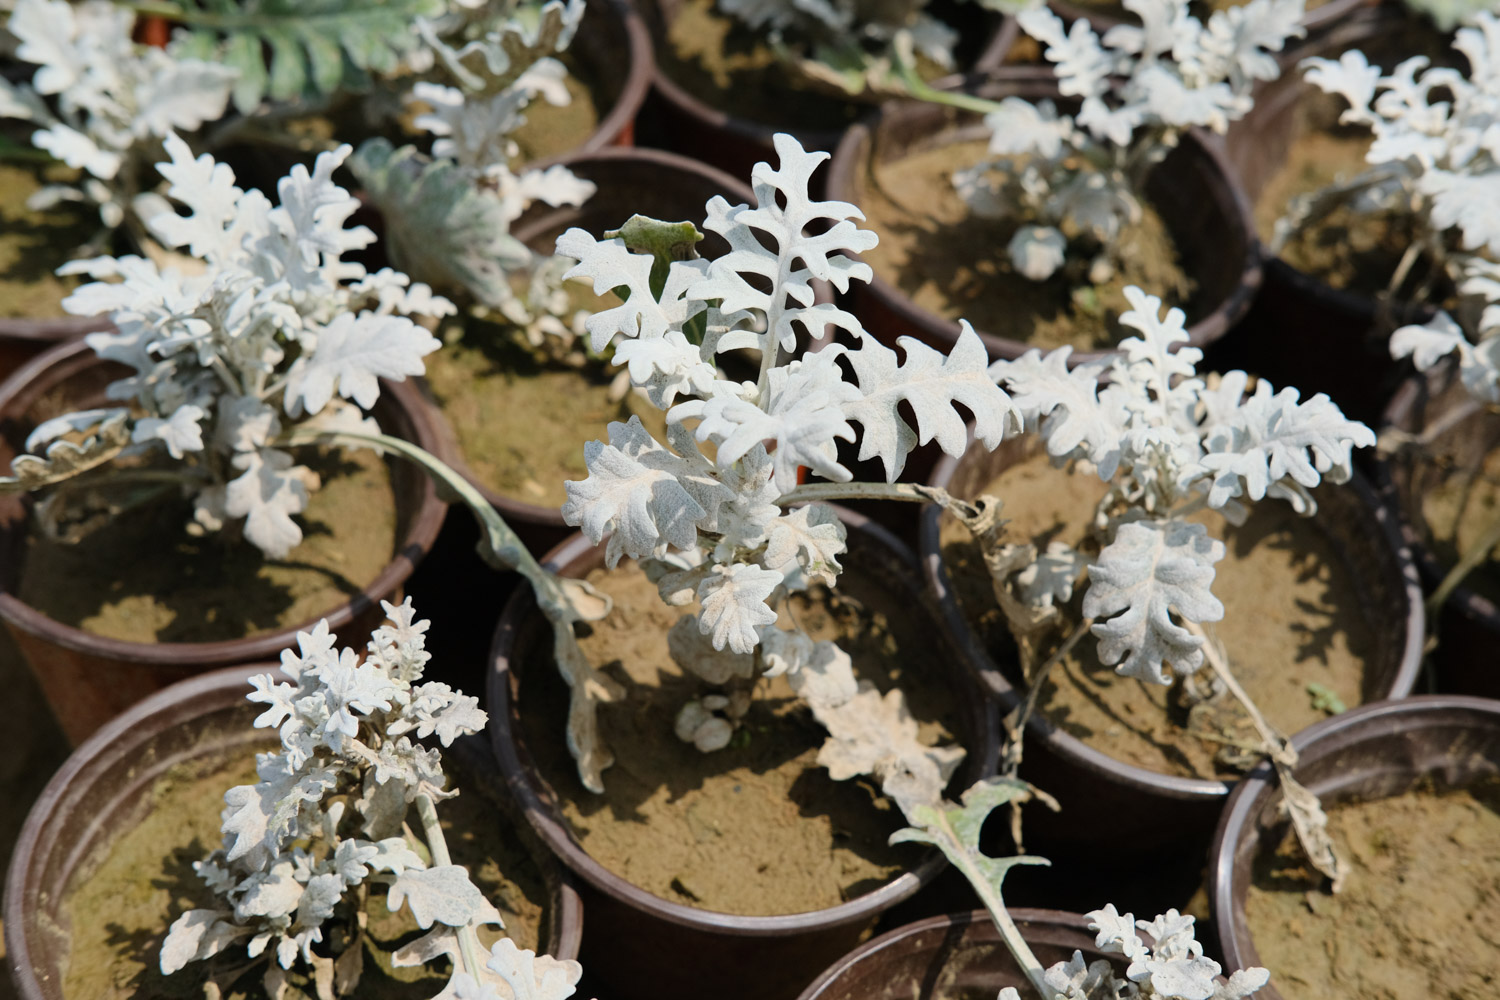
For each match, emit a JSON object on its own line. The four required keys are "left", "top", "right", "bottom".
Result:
{"left": 0, "top": 137, "right": 451, "bottom": 559}
{"left": 0, "top": 0, "right": 236, "bottom": 231}
{"left": 351, "top": 0, "right": 596, "bottom": 316}
{"left": 958, "top": 0, "right": 1304, "bottom": 282}
{"left": 1288, "top": 13, "right": 1500, "bottom": 403}
{"left": 988, "top": 287, "right": 1374, "bottom": 684}
{"left": 555, "top": 132, "right": 1020, "bottom": 806}
{"left": 160, "top": 600, "right": 585, "bottom": 1000}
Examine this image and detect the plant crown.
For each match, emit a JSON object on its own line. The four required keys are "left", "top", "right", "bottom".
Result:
{"left": 958, "top": 0, "right": 1304, "bottom": 282}
{"left": 160, "top": 600, "right": 584, "bottom": 1000}
{"left": 0, "top": 138, "right": 450, "bottom": 559}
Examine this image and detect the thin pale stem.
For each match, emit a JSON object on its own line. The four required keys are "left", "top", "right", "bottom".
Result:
{"left": 778, "top": 481, "right": 965, "bottom": 508}
{"left": 1385, "top": 241, "right": 1424, "bottom": 299}
{"left": 1427, "top": 509, "right": 1500, "bottom": 616}
{"left": 415, "top": 793, "right": 485, "bottom": 981}
{"left": 1185, "top": 620, "right": 1289, "bottom": 761}
{"left": 1003, "top": 615, "right": 1089, "bottom": 854}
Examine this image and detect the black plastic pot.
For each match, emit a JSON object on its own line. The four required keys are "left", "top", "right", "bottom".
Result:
{"left": 488, "top": 509, "right": 1001, "bottom": 1000}
{"left": 920, "top": 431, "right": 1425, "bottom": 850}
{"left": 0, "top": 338, "right": 447, "bottom": 744}
{"left": 825, "top": 72, "right": 1260, "bottom": 369}
{"left": 4, "top": 664, "right": 584, "bottom": 1000}
{"left": 1376, "top": 364, "right": 1500, "bottom": 700}
{"left": 1208, "top": 695, "right": 1500, "bottom": 1000}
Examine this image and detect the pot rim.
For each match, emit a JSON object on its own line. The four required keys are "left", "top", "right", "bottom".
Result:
{"left": 824, "top": 70, "right": 1262, "bottom": 367}
{"left": 535, "top": 0, "right": 654, "bottom": 164}
{"left": 795, "top": 907, "right": 1092, "bottom": 1000}
{"left": 423, "top": 145, "right": 756, "bottom": 531}
{"left": 3, "top": 663, "right": 585, "bottom": 1000}
{"left": 1375, "top": 363, "right": 1500, "bottom": 629}
{"left": 645, "top": 4, "right": 1020, "bottom": 156}
{"left": 919, "top": 431, "right": 1427, "bottom": 802}
{"left": 0, "top": 336, "right": 448, "bottom": 666}
{"left": 0, "top": 313, "right": 114, "bottom": 345}
{"left": 487, "top": 505, "right": 1002, "bottom": 935}
{"left": 1205, "top": 693, "right": 1500, "bottom": 989}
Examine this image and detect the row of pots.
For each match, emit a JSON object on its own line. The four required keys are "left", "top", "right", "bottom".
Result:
{"left": 9, "top": 603, "right": 1495, "bottom": 1000}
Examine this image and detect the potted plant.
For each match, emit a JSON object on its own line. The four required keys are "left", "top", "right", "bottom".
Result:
{"left": 3, "top": 603, "right": 586, "bottom": 1000}
{"left": 1208, "top": 694, "right": 1500, "bottom": 1000}
{"left": 921, "top": 291, "right": 1422, "bottom": 857}
{"left": 825, "top": 0, "right": 1284, "bottom": 367}
{"left": 0, "top": 137, "right": 450, "bottom": 741}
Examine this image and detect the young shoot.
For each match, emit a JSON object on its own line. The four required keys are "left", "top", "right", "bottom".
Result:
{"left": 894, "top": 778, "right": 1270, "bottom": 1000}
{"left": 986, "top": 292, "right": 1374, "bottom": 882}
{"left": 555, "top": 132, "right": 1023, "bottom": 815}
{"left": 0, "top": 136, "right": 451, "bottom": 559}
{"left": 928, "top": 0, "right": 1304, "bottom": 283}
{"left": 160, "top": 599, "right": 586, "bottom": 1000}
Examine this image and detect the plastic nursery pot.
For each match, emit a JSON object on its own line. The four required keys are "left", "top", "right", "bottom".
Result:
{"left": 824, "top": 72, "right": 1260, "bottom": 369}
{"left": 635, "top": 0, "right": 1020, "bottom": 184}
{"left": 1044, "top": 0, "right": 1376, "bottom": 36}
{"left": 0, "top": 314, "right": 113, "bottom": 385}
{"left": 1207, "top": 695, "right": 1500, "bottom": 1000}
{"left": 0, "top": 338, "right": 447, "bottom": 745}
{"left": 797, "top": 909, "right": 1112, "bottom": 1000}
{"left": 3, "top": 663, "right": 584, "bottom": 1000}
{"left": 488, "top": 508, "right": 1002, "bottom": 1000}
{"left": 1208, "top": 8, "right": 1436, "bottom": 427}
{"left": 919, "top": 431, "right": 1426, "bottom": 850}
{"left": 423, "top": 147, "right": 754, "bottom": 559}
{"left": 1376, "top": 364, "right": 1500, "bottom": 700}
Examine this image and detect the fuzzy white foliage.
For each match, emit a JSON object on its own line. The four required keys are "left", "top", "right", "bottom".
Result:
{"left": 990, "top": 287, "right": 1373, "bottom": 682}
{"left": 1, "top": 138, "right": 448, "bottom": 558}
{"left": 162, "top": 602, "right": 505, "bottom": 996}
{"left": 0, "top": 0, "right": 235, "bottom": 227}
{"left": 959, "top": 0, "right": 1304, "bottom": 282}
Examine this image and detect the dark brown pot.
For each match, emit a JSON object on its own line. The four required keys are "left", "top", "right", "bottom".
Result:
{"left": 637, "top": 0, "right": 1020, "bottom": 184}
{"left": 825, "top": 73, "right": 1260, "bottom": 368}
{"left": 797, "top": 909, "right": 1113, "bottom": 1000}
{"left": 1209, "top": 7, "right": 1438, "bottom": 427}
{"left": 1376, "top": 364, "right": 1500, "bottom": 700}
{"left": 0, "top": 315, "right": 113, "bottom": 384}
{"left": 0, "top": 338, "right": 448, "bottom": 745}
{"left": 424, "top": 147, "right": 755, "bottom": 558}
{"left": 920, "top": 431, "right": 1425, "bottom": 850}
{"left": 487, "top": 509, "right": 1002, "bottom": 1000}
{"left": 1207, "top": 695, "right": 1500, "bottom": 1000}
{"left": 1047, "top": 0, "right": 1376, "bottom": 36}
{"left": 3, "top": 663, "right": 583, "bottom": 1000}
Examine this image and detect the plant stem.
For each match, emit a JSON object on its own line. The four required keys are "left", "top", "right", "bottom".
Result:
{"left": 415, "top": 793, "right": 485, "bottom": 982}
{"left": 778, "top": 480, "right": 967, "bottom": 509}
{"left": 1427, "top": 508, "right": 1500, "bottom": 615}
{"left": 1185, "top": 621, "right": 1288, "bottom": 761}
{"left": 1002, "top": 616, "right": 1086, "bottom": 853}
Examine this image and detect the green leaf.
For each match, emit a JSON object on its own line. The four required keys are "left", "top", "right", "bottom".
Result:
{"left": 602, "top": 215, "right": 704, "bottom": 300}
{"left": 891, "top": 778, "right": 1050, "bottom": 896}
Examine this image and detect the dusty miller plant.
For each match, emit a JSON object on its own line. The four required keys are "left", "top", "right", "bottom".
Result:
{"left": 984, "top": 290, "right": 1373, "bottom": 884}
{"left": 895, "top": 778, "right": 1270, "bottom": 1000}
{"left": 553, "top": 132, "right": 1025, "bottom": 814}
{"left": 0, "top": 0, "right": 236, "bottom": 237}
{"left": 160, "top": 599, "right": 586, "bottom": 1000}
{"left": 934, "top": 0, "right": 1303, "bottom": 283}
{"left": 351, "top": 0, "right": 596, "bottom": 324}
{"left": 1402, "top": 0, "right": 1500, "bottom": 33}
{"left": 0, "top": 136, "right": 450, "bottom": 559}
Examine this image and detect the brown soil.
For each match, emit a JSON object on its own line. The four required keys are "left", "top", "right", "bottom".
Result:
{"left": 0, "top": 159, "right": 95, "bottom": 318}
{"left": 423, "top": 312, "right": 667, "bottom": 509}
{"left": 59, "top": 743, "right": 551, "bottom": 1000}
{"left": 520, "top": 559, "right": 964, "bottom": 915}
{"left": 940, "top": 450, "right": 1374, "bottom": 780}
{"left": 17, "top": 446, "right": 397, "bottom": 643}
{"left": 1244, "top": 777, "right": 1500, "bottom": 1000}
{"left": 506, "top": 60, "right": 602, "bottom": 165}
{"left": 1416, "top": 418, "right": 1500, "bottom": 607}
{"left": 856, "top": 138, "right": 1193, "bottom": 352}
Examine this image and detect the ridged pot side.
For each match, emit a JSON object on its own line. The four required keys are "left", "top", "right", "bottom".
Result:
{"left": 920, "top": 431, "right": 1424, "bottom": 849}
{"left": 0, "top": 338, "right": 447, "bottom": 744}
{"left": 797, "top": 909, "right": 1108, "bottom": 1000}
{"left": 1377, "top": 364, "right": 1500, "bottom": 699}
{"left": 1210, "top": 7, "right": 1438, "bottom": 427}
{"left": 637, "top": 0, "right": 1020, "bottom": 184}
{"left": 1208, "top": 696, "right": 1500, "bottom": 1000}
{"left": 422, "top": 147, "right": 754, "bottom": 557}
{"left": 487, "top": 510, "right": 1001, "bottom": 1000}
{"left": 3, "top": 664, "right": 583, "bottom": 1000}
{"left": 825, "top": 74, "right": 1259, "bottom": 368}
